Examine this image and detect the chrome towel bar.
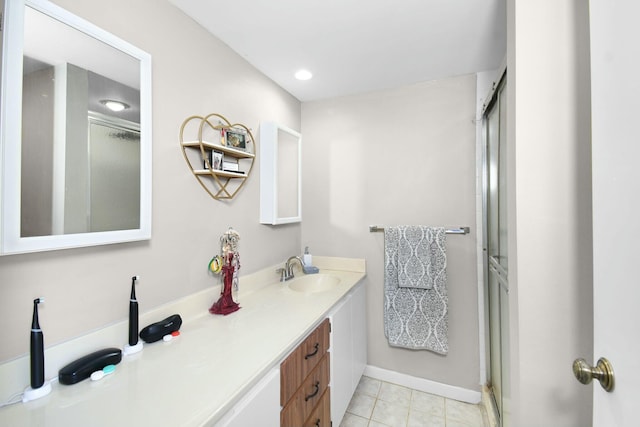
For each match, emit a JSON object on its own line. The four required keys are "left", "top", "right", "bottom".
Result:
{"left": 368, "top": 225, "right": 470, "bottom": 235}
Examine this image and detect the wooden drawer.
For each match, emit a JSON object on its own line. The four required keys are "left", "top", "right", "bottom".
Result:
{"left": 303, "top": 388, "right": 331, "bottom": 427}
{"left": 280, "top": 318, "right": 330, "bottom": 405}
{"left": 281, "top": 354, "right": 330, "bottom": 427}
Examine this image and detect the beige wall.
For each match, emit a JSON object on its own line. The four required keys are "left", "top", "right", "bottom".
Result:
{"left": 507, "top": 0, "right": 593, "bottom": 425}
{"left": 0, "top": 0, "right": 301, "bottom": 362}
{"left": 301, "top": 75, "right": 480, "bottom": 391}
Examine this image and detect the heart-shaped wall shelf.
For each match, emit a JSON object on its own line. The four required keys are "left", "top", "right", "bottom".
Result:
{"left": 180, "top": 113, "right": 256, "bottom": 200}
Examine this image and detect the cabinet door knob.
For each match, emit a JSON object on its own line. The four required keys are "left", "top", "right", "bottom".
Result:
{"left": 572, "top": 357, "right": 615, "bottom": 392}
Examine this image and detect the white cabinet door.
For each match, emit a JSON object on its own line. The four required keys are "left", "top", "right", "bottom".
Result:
{"left": 330, "top": 282, "right": 367, "bottom": 425}
{"left": 214, "top": 368, "right": 280, "bottom": 427}
{"left": 330, "top": 293, "right": 353, "bottom": 424}
{"left": 351, "top": 282, "right": 367, "bottom": 388}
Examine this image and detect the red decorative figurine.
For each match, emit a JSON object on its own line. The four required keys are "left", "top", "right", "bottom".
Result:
{"left": 209, "top": 228, "right": 241, "bottom": 315}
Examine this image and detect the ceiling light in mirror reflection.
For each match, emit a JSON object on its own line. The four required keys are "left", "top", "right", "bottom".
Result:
{"left": 101, "top": 99, "right": 130, "bottom": 112}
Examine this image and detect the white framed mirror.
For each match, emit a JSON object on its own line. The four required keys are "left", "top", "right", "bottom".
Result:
{"left": 0, "top": 0, "right": 152, "bottom": 255}
{"left": 259, "top": 122, "right": 302, "bottom": 225}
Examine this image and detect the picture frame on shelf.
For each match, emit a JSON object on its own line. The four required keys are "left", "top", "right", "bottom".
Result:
{"left": 212, "top": 150, "right": 224, "bottom": 170}
{"left": 226, "top": 129, "right": 246, "bottom": 151}
{"left": 205, "top": 150, "right": 224, "bottom": 170}
{"left": 223, "top": 160, "right": 239, "bottom": 172}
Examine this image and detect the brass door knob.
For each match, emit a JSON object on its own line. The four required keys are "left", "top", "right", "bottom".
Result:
{"left": 572, "top": 357, "right": 615, "bottom": 392}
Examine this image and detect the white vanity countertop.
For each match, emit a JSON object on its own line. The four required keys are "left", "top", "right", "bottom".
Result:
{"left": 0, "top": 256, "right": 366, "bottom": 427}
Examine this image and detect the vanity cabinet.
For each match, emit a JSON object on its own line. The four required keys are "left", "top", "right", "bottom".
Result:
{"left": 328, "top": 282, "right": 367, "bottom": 425}
{"left": 280, "top": 319, "right": 331, "bottom": 427}
{"left": 217, "top": 289, "right": 363, "bottom": 427}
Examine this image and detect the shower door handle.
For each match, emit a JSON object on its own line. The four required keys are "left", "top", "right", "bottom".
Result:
{"left": 572, "top": 357, "right": 615, "bottom": 392}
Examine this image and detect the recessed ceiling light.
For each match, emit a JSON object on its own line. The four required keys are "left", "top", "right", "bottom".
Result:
{"left": 100, "top": 99, "right": 130, "bottom": 112}
{"left": 294, "top": 69, "right": 313, "bottom": 81}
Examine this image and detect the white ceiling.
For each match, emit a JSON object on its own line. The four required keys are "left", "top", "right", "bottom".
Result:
{"left": 169, "top": 0, "right": 506, "bottom": 102}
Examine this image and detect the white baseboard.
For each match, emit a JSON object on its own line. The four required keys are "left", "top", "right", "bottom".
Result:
{"left": 363, "top": 365, "right": 481, "bottom": 404}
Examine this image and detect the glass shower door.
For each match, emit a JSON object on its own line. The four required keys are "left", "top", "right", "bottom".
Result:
{"left": 485, "top": 77, "right": 509, "bottom": 426}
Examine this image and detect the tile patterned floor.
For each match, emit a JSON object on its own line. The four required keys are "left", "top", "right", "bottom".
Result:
{"left": 340, "top": 376, "right": 488, "bottom": 427}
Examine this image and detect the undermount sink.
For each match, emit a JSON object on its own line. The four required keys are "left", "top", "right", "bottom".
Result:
{"left": 287, "top": 274, "right": 340, "bottom": 293}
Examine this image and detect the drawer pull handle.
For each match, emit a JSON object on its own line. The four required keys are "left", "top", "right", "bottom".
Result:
{"left": 315, "top": 418, "right": 321, "bottom": 427}
{"left": 305, "top": 343, "right": 320, "bottom": 360}
{"left": 305, "top": 381, "right": 320, "bottom": 401}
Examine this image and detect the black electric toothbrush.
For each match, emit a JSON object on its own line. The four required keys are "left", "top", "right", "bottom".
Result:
{"left": 124, "top": 276, "right": 143, "bottom": 355}
{"left": 30, "top": 298, "right": 45, "bottom": 389}
{"left": 129, "top": 276, "right": 139, "bottom": 347}
{"left": 23, "top": 297, "right": 51, "bottom": 402}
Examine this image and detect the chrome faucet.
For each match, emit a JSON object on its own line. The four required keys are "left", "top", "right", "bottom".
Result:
{"left": 278, "top": 256, "right": 305, "bottom": 281}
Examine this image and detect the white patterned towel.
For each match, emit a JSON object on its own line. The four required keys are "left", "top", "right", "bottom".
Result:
{"left": 384, "top": 226, "right": 448, "bottom": 354}
{"left": 397, "top": 226, "right": 446, "bottom": 290}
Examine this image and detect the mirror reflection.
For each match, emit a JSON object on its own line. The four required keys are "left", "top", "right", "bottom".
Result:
{"left": 20, "top": 5, "right": 142, "bottom": 237}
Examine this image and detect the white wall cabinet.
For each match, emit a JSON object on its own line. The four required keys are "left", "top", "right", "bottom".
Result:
{"left": 259, "top": 122, "right": 302, "bottom": 225}
{"left": 329, "top": 282, "right": 367, "bottom": 425}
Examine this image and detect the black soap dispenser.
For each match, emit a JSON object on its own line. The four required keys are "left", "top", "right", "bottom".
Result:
{"left": 23, "top": 298, "right": 52, "bottom": 402}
